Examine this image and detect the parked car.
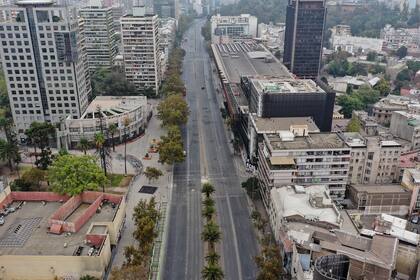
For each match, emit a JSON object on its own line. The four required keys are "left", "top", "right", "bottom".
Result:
{"left": 411, "top": 215, "right": 419, "bottom": 224}
{"left": 0, "top": 216, "right": 4, "bottom": 225}
{"left": 413, "top": 228, "right": 418, "bottom": 234}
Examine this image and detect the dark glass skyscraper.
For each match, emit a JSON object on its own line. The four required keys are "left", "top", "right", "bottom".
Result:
{"left": 283, "top": 0, "right": 326, "bottom": 79}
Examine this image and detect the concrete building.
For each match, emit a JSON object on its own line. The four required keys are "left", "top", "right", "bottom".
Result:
{"left": 372, "top": 95, "right": 414, "bottom": 126}
{"left": 283, "top": 0, "right": 326, "bottom": 78}
{"left": 402, "top": 168, "right": 420, "bottom": 214}
{"left": 79, "top": 2, "right": 118, "bottom": 72}
{"left": 257, "top": 131, "right": 350, "bottom": 204}
{"left": 240, "top": 76, "right": 336, "bottom": 132}
{"left": 0, "top": 186, "right": 125, "bottom": 279}
{"left": 159, "top": 17, "right": 176, "bottom": 77}
{"left": 330, "top": 34, "right": 384, "bottom": 54}
{"left": 257, "top": 22, "right": 285, "bottom": 52}
{"left": 390, "top": 110, "right": 420, "bottom": 150}
{"left": 381, "top": 24, "right": 420, "bottom": 51}
{"left": 348, "top": 184, "right": 411, "bottom": 213}
{"left": 121, "top": 6, "right": 161, "bottom": 95}
{"left": 210, "top": 14, "right": 258, "bottom": 44}
{"left": 0, "top": 0, "right": 91, "bottom": 135}
{"left": 342, "top": 132, "right": 402, "bottom": 185}
{"left": 59, "top": 95, "right": 149, "bottom": 148}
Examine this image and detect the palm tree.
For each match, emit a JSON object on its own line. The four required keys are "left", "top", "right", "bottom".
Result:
{"left": 202, "top": 204, "right": 215, "bottom": 222}
{"left": 205, "top": 252, "right": 220, "bottom": 266}
{"left": 203, "top": 197, "right": 215, "bottom": 208}
{"left": 201, "top": 264, "right": 224, "bottom": 280}
{"left": 77, "top": 137, "right": 90, "bottom": 155}
{"left": 108, "top": 123, "right": 118, "bottom": 152}
{"left": 202, "top": 182, "right": 215, "bottom": 198}
{"left": 201, "top": 221, "right": 221, "bottom": 252}
{"left": 94, "top": 132, "right": 108, "bottom": 177}
{"left": 0, "top": 139, "right": 19, "bottom": 171}
{"left": 123, "top": 117, "right": 131, "bottom": 175}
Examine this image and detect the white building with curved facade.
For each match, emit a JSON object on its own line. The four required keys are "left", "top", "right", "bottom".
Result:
{"left": 59, "top": 95, "right": 149, "bottom": 148}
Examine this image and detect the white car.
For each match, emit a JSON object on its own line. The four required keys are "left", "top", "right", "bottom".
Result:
{"left": 0, "top": 216, "right": 4, "bottom": 225}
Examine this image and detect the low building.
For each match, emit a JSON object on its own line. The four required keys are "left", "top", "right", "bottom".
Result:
{"left": 0, "top": 187, "right": 125, "bottom": 279}
{"left": 372, "top": 95, "right": 414, "bottom": 126}
{"left": 381, "top": 24, "right": 420, "bottom": 51}
{"left": 258, "top": 131, "right": 350, "bottom": 204}
{"left": 60, "top": 96, "right": 149, "bottom": 148}
{"left": 330, "top": 34, "right": 384, "bottom": 54}
{"left": 390, "top": 110, "right": 420, "bottom": 150}
{"left": 349, "top": 184, "right": 411, "bottom": 214}
{"left": 341, "top": 133, "right": 402, "bottom": 185}
{"left": 402, "top": 168, "right": 420, "bottom": 214}
{"left": 210, "top": 14, "right": 258, "bottom": 44}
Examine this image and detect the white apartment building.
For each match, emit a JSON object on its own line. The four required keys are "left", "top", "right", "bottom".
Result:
{"left": 121, "top": 6, "right": 161, "bottom": 96}
{"left": 341, "top": 133, "right": 402, "bottom": 185}
{"left": 257, "top": 130, "right": 351, "bottom": 205}
{"left": 79, "top": 2, "right": 118, "bottom": 72}
{"left": 0, "top": 0, "right": 91, "bottom": 135}
{"left": 330, "top": 34, "right": 384, "bottom": 54}
{"left": 210, "top": 14, "right": 258, "bottom": 44}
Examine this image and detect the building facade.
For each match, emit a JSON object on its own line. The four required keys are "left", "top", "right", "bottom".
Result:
{"left": 79, "top": 4, "right": 118, "bottom": 72}
{"left": 0, "top": 0, "right": 91, "bottom": 135}
{"left": 121, "top": 7, "right": 161, "bottom": 95}
{"left": 240, "top": 76, "right": 336, "bottom": 132}
{"left": 342, "top": 133, "right": 402, "bottom": 185}
{"left": 210, "top": 14, "right": 258, "bottom": 44}
{"left": 257, "top": 131, "right": 350, "bottom": 205}
{"left": 283, "top": 0, "right": 326, "bottom": 78}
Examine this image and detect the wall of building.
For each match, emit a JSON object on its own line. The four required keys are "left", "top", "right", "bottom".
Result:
{"left": 0, "top": 235, "right": 112, "bottom": 280}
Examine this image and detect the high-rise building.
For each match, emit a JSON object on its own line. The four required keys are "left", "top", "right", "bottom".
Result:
{"left": 0, "top": 0, "right": 91, "bottom": 135}
{"left": 283, "top": 0, "right": 326, "bottom": 79}
{"left": 79, "top": 2, "right": 118, "bottom": 72}
{"left": 121, "top": 6, "right": 161, "bottom": 95}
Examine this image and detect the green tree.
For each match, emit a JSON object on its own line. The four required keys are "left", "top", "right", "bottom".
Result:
{"left": 91, "top": 67, "right": 138, "bottom": 98}
{"left": 346, "top": 117, "right": 361, "bottom": 133}
{"left": 374, "top": 78, "right": 391, "bottom": 96}
{"left": 241, "top": 177, "right": 260, "bottom": 198}
{"left": 108, "top": 123, "right": 118, "bottom": 152}
{"left": 255, "top": 240, "right": 282, "bottom": 280}
{"left": 158, "top": 126, "right": 185, "bottom": 165}
{"left": 0, "top": 138, "right": 20, "bottom": 171}
{"left": 202, "top": 204, "right": 216, "bottom": 222}
{"left": 94, "top": 132, "right": 109, "bottom": 176}
{"left": 35, "top": 147, "right": 52, "bottom": 170}
{"left": 366, "top": 51, "right": 377, "bottom": 61}
{"left": 157, "top": 94, "right": 189, "bottom": 127}
{"left": 25, "top": 122, "right": 55, "bottom": 165}
{"left": 123, "top": 117, "right": 130, "bottom": 175}
{"left": 407, "top": 61, "right": 420, "bottom": 73}
{"left": 21, "top": 167, "right": 45, "bottom": 191}
{"left": 143, "top": 166, "right": 163, "bottom": 182}
{"left": 337, "top": 94, "right": 364, "bottom": 118}
{"left": 10, "top": 178, "right": 32, "bottom": 191}
{"left": 203, "top": 196, "right": 215, "bottom": 208}
{"left": 202, "top": 182, "right": 215, "bottom": 198}
{"left": 201, "top": 264, "right": 224, "bottom": 280}
{"left": 110, "top": 265, "right": 148, "bottom": 280}
{"left": 347, "top": 63, "right": 368, "bottom": 76}
{"left": 205, "top": 252, "right": 221, "bottom": 266}
{"left": 202, "top": 221, "right": 221, "bottom": 252}
{"left": 48, "top": 155, "right": 108, "bottom": 195}
{"left": 396, "top": 46, "right": 408, "bottom": 59}
{"left": 77, "top": 137, "right": 91, "bottom": 155}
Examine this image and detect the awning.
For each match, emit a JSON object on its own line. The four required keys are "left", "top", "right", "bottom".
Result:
{"left": 270, "top": 156, "right": 295, "bottom": 165}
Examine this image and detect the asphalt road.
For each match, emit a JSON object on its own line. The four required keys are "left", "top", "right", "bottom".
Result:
{"left": 163, "top": 19, "right": 258, "bottom": 280}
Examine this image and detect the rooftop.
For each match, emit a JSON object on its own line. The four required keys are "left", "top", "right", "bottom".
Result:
{"left": 251, "top": 115, "right": 319, "bottom": 134}
{"left": 211, "top": 41, "right": 291, "bottom": 83}
{"left": 271, "top": 185, "right": 342, "bottom": 228}
{"left": 350, "top": 184, "right": 410, "bottom": 194}
{"left": 266, "top": 132, "right": 348, "bottom": 151}
{"left": 250, "top": 77, "right": 325, "bottom": 95}
{"left": 16, "top": 0, "right": 54, "bottom": 5}
{"left": 0, "top": 201, "right": 117, "bottom": 256}
{"left": 81, "top": 96, "right": 147, "bottom": 120}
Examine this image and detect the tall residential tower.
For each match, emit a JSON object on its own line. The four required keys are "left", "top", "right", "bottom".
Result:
{"left": 0, "top": 0, "right": 91, "bottom": 135}
{"left": 283, "top": 0, "right": 326, "bottom": 79}
{"left": 121, "top": 6, "right": 161, "bottom": 95}
{"left": 79, "top": 2, "right": 118, "bottom": 72}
